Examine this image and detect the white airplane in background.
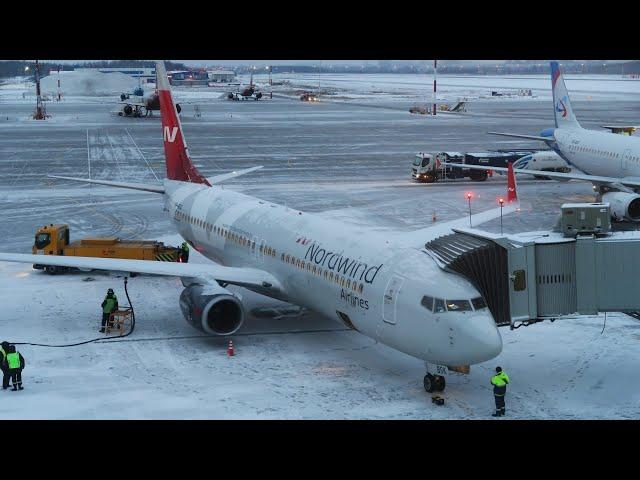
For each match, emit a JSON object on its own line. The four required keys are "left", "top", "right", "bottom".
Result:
{"left": 0, "top": 61, "right": 521, "bottom": 394}
{"left": 444, "top": 61, "right": 640, "bottom": 222}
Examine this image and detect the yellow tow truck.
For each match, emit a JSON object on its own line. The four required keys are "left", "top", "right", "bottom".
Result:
{"left": 32, "top": 224, "right": 181, "bottom": 274}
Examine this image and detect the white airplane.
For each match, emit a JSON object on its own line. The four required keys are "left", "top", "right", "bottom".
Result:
{"left": 512, "top": 151, "right": 571, "bottom": 179}
{"left": 0, "top": 61, "right": 521, "bottom": 393}
{"left": 444, "top": 61, "right": 640, "bottom": 222}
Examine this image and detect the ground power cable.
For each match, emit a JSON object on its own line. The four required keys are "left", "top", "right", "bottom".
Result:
{"left": 11, "top": 276, "right": 136, "bottom": 348}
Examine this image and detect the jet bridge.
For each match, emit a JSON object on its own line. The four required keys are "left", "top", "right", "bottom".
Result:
{"left": 424, "top": 227, "right": 640, "bottom": 328}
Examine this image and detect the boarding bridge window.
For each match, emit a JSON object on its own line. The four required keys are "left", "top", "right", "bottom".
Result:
{"left": 471, "top": 297, "right": 487, "bottom": 310}
{"left": 446, "top": 300, "right": 473, "bottom": 312}
{"left": 512, "top": 269, "right": 527, "bottom": 291}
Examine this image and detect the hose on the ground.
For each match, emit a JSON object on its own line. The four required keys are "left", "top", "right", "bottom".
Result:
{"left": 11, "top": 276, "right": 135, "bottom": 348}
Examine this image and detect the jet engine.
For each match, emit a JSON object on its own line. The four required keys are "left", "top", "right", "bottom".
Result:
{"left": 179, "top": 283, "right": 245, "bottom": 335}
{"left": 602, "top": 191, "right": 640, "bottom": 221}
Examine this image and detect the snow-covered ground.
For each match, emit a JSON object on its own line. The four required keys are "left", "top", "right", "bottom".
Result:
{"left": 264, "top": 73, "right": 640, "bottom": 103}
{"left": 1, "top": 72, "right": 639, "bottom": 418}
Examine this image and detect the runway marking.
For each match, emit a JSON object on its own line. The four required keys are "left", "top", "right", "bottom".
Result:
{"left": 125, "top": 128, "right": 160, "bottom": 182}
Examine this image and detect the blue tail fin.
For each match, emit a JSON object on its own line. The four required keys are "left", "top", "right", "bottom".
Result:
{"left": 550, "top": 61, "right": 581, "bottom": 129}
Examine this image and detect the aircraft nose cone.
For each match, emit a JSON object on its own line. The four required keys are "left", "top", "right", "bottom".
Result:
{"left": 466, "top": 314, "right": 503, "bottom": 363}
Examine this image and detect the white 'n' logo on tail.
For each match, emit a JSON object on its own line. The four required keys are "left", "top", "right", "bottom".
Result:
{"left": 163, "top": 126, "right": 179, "bottom": 143}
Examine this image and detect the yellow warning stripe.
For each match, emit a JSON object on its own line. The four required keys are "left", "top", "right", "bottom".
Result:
{"left": 155, "top": 253, "right": 175, "bottom": 262}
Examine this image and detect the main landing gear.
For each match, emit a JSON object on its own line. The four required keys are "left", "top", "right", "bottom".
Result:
{"left": 423, "top": 373, "right": 446, "bottom": 393}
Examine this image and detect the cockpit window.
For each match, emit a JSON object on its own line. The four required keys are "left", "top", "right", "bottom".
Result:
{"left": 446, "top": 300, "right": 472, "bottom": 311}
{"left": 472, "top": 297, "right": 487, "bottom": 310}
{"left": 434, "top": 298, "right": 446, "bottom": 313}
{"left": 34, "top": 233, "right": 51, "bottom": 249}
{"left": 421, "top": 296, "right": 434, "bottom": 311}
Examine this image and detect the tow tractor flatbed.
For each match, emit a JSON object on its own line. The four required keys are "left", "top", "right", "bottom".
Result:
{"left": 32, "top": 224, "right": 181, "bottom": 274}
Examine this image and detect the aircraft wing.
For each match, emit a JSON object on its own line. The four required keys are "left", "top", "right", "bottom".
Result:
{"left": 0, "top": 253, "right": 283, "bottom": 293}
{"left": 488, "top": 131, "right": 555, "bottom": 142}
{"left": 393, "top": 203, "right": 520, "bottom": 248}
{"left": 440, "top": 162, "right": 640, "bottom": 188}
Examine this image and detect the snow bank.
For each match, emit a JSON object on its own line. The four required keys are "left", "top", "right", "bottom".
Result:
{"left": 40, "top": 71, "right": 137, "bottom": 97}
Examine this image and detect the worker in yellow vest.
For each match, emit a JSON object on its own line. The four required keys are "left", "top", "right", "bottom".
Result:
{"left": 0, "top": 342, "right": 10, "bottom": 390}
{"left": 2, "top": 345, "right": 25, "bottom": 391}
{"left": 100, "top": 288, "right": 119, "bottom": 333}
{"left": 180, "top": 242, "right": 190, "bottom": 263}
{"left": 491, "top": 366, "right": 510, "bottom": 417}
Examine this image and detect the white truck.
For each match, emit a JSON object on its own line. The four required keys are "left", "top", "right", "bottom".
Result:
{"left": 411, "top": 150, "right": 570, "bottom": 183}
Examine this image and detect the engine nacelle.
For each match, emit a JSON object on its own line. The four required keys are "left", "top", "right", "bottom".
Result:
{"left": 602, "top": 191, "right": 640, "bottom": 221}
{"left": 179, "top": 284, "right": 244, "bottom": 335}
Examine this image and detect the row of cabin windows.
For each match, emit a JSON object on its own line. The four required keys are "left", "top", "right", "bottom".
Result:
{"left": 574, "top": 145, "right": 640, "bottom": 163}
{"left": 175, "top": 210, "right": 277, "bottom": 257}
{"left": 280, "top": 252, "right": 364, "bottom": 293}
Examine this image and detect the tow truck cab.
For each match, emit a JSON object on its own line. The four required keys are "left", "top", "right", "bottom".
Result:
{"left": 33, "top": 224, "right": 69, "bottom": 255}
{"left": 411, "top": 152, "right": 468, "bottom": 183}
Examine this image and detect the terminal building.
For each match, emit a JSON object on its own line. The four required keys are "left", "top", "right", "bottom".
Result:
{"left": 74, "top": 67, "right": 156, "bottom": 83}
{"left": 207, "top": 70, "right": 237, "bottom": 84}
{"left": 167, "top": 70, "right": 209, "bottom": 87}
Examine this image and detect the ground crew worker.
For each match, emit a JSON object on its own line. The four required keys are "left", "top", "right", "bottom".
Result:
{"left": 491, "top": 366, "right": 510, "bottom": 417}
{"left": 180, "top": 242, "right": 190, "bottom": 263}
{"left": 0, "top": 341, "right": 10, "bottom": 390}
{"left": 2, "top": 345, "right": 25, "bottom": 391}
{"left": 100, "top": 288, "right": 119, "bottom": 333}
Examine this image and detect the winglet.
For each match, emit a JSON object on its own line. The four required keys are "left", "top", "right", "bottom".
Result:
{"left": 507, "top": 161, "right": 518, "bottom": 203}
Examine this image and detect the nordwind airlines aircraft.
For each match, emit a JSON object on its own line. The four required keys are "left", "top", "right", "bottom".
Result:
{"left": 0, "top": 61, "right": 520, "bottom": 393}
{"left": 445, "top": 61, "right": 640, "bottom": 222}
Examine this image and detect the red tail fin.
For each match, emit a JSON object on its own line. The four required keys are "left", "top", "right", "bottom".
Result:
{"left": 156, "top": 61, "right": 210, "bottom": 186}
{"left": 507, "top": 161, "right": 518, "bottom": 203}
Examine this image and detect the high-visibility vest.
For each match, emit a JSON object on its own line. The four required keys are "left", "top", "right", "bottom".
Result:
{"left": 181, "top": 243, "right": 189, "bottom": 252}
{"left": 103, "top": 296, "right": 118, "bottom": 314}
{"left": 6, "top": 352, "right": 20, "bottom": 370}
{"left": 491, "top": 371, "right": 510, "bottom": 387}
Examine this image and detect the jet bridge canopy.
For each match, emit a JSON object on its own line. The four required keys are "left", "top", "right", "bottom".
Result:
{"left": 424, "top": 228, "right": 640, "bottom": 327}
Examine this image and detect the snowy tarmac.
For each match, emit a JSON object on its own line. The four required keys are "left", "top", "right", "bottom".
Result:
{"left": 1, "top": 78, "right": 639, "bottom": 419}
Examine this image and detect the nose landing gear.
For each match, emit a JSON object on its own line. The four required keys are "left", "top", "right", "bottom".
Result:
{"left": 424, "top": 373, "right": 446, "bottom": 393}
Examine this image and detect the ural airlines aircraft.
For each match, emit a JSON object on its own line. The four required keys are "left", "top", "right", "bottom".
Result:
{"left": 445, "top": 61, "right": 640, "bottom": 222}
{"left": 0, "top": 61, "right": 519, "bottom": 393}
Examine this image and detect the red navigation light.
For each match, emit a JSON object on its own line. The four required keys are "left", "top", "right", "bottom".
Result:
{"left": 466, "top": 192, "right": 472, "bottom": 200}
{"left": 499, "top": 198, "right": 505, "bottom": 205}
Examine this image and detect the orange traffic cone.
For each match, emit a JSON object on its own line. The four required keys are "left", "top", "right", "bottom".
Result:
{"left": 227, "top": 339, "right": 235, "bottom": 357}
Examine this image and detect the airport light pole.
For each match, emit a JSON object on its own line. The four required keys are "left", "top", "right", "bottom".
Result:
{"left": 467, "top": 192, "right": 472, "bottom": 227}
{"left": 433, "top": 59, "right": 437, "bottom": 116}
{"left": 499, "top": 198, "right": 505, "bottom": 235}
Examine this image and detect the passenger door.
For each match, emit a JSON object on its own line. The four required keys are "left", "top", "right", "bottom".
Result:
{"left": 622, "top": 149, "right": 632, "bottom": 176}
{"left": 382, "top": 275, "right": 405, "bottom": 324}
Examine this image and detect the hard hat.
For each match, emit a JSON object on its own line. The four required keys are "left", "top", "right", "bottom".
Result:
{"left": 107, "top": 288, "right": 114, "bottom": 294}
{"left": 495, "top": 366, "right": 502, "bottom": 373}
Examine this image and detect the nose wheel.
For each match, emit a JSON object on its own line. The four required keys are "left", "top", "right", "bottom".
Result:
{"left": 423, "top": 373, "right": 446, "bottom": 393}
